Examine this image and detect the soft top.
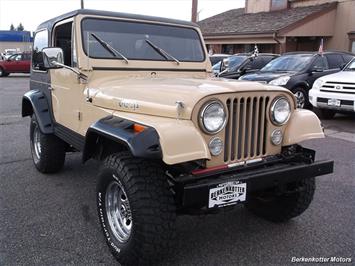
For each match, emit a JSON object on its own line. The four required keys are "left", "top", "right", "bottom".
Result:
{"left": 37, "top": 9, "right": 198, "bottom": 31}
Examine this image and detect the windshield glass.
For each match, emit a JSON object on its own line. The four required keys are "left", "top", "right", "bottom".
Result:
{"left": 261, "top": 54, "right": 313, "bottom": 72}
{"left": 344, "top": 59, "right": 355, "bottom": 71}
{"left": 81, "top": 18, "right": 205, "bottom": 62}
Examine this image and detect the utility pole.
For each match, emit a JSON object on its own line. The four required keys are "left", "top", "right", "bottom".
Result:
{"left": 191, "top": 0, "right": 198, "bottom": 22}
{"left": 81, "top": 0, "right": 84, "bottom": 9}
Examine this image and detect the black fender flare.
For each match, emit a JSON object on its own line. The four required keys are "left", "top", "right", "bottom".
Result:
{"left": 22, "top": 90, "right": 54, "bottom": 134}
{"left": 82, "top": 116, "right": 162, "bottom": 162}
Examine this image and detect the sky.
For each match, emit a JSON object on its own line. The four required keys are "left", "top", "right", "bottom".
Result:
{"left": 0, "top": 0, "right": 244, "bottom": 32}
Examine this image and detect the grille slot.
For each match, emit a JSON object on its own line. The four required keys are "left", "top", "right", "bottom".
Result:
{"left": 224, "top": 96, "right": 269, "bottom": 163}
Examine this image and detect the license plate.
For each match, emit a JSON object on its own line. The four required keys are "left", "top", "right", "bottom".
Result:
{"left": 208, "top": 181, "right": 247, "bottom": 208}
{"left": 327, "top": 98, "right": 341, "bottom": 107}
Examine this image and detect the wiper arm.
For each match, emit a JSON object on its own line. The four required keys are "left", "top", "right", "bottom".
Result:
{"left": 90, "top": 33, "right": 129, "bottom": 64}
{"left": 145, "top": 39, "right": 180, "bottom": 65}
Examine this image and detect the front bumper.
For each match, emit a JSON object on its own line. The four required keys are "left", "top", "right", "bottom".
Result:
{"left": 309, "top": 89, "right": 355, "bottom": 112}
{"left": 174, "top": 146, "right": 334, "bottom": 211}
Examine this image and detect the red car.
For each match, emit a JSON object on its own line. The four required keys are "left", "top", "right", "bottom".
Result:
{"left": 0, "top": 52, "right": 31, "bottom": 77}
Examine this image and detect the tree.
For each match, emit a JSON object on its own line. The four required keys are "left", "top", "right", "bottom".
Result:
{"left": 10, "top": 24, "right": 15, "bottom": 31}
{"left": 16, "top": 23, "right": 24, "bottom": 31}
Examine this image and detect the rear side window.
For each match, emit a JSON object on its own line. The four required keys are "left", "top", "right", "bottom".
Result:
{"left": 325, "top": 54, "right": 343, "bottom": 69}
{"left": 245, "top": 57, "right": 265, "bottom": 69}
{"left": 32, "top": 30, "right": 48, "bottom": 70}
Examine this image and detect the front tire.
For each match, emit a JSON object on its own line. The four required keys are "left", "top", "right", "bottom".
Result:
{"left": 0, "top": 67, "right": 6, "bottom": 77}
{"left": 246, "top": 178, "right": 315, "bottom": 223}
{"left": 292, "top": 87, "right": 309, "bottom": 109}
{"left": 97, "top": 152, "right": 176, "bottom": 265}
{"left": 30, "top": 115, "right": 66, "bottom": 173}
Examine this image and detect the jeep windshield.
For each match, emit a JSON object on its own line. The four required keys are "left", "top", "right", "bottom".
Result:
{"left": 81, "top": 18, "right": 205, "bottom": 62}
{"left": 261, "top": 54, "right": 313, "bottom": 72}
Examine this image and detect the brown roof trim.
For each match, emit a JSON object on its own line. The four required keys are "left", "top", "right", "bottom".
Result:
{"left": 277, "top": 2, "right": 337, "bottom": 36}
{"left": 204, "top": 31, "right": 275, "bottom": 37}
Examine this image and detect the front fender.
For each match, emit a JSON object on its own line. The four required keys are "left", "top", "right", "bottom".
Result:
{"left": 283, "top": 109, "right": 324, "bottom": 145}
{"left": 22, "top": 90, "right": 54, "bottom": 134}
{"left": 84, "top": 113, "right": 210, "bottom": 165}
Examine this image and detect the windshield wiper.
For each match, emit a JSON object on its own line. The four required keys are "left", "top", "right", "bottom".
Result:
{"left": 90, "top": 33, "right": 129, "bottom": 64}
{"left": 145, "top": 39, "right": 180, "bottom": 65}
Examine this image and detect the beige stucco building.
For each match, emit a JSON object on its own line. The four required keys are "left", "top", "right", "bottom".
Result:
{"left": 198, "top": 0, "right": 355, "bottom": 54}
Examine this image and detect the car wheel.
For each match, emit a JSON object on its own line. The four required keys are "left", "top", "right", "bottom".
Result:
{"left": 317, "top": 108, "right": 336, "bottom": 120}
{"left": 97, "top": 151, "right": 176, "bottom": 265}
{"left": 292, "top": 87, "right": 309, "bottom": 109}
{"left": 245, "top": 177, "right": 315, "bottom": 223}
{"left": 0, "top": 67, "right": 6, "bottom": 77}
{"left": 30, "top": 114, "right": 66, "bottom": 173}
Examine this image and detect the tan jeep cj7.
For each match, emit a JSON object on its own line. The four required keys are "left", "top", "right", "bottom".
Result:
{"left": 22, "top": 9, "right": 334, "bottom": 265}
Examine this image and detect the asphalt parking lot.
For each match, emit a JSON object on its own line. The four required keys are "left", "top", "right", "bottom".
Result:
{"left": 0, "top": 75, "right": 354, "bottom": 266}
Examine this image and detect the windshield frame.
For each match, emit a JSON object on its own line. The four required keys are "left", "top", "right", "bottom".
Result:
{"left": 80, "top": 17, "right": 206, "bottom": 63}
{"left": 260, "top": 54, "right": 314, "bottom": 72}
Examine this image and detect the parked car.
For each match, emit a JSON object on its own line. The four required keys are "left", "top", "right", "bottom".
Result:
{"left": 22, "top": 9, "right": 333, "bottom": 265}
{"left": 239, "top": 51, "right": 354, "bottom": 108}
{"left": 0, "top": 52, "right": 31, "bottom": 76}
{"left": 309, "top": 58, "right": 355, "bottom": 119}
{"left": 209, "top": 53, "right": 230, "bottom": 65}
{"left": 212, "top": 61, "right": 221, "bottom": 76}
{"left": 218, "top": 53, "right": 279, "bottom": 79}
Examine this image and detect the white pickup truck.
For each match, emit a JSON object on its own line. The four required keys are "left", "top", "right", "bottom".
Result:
{"left": 309, "top": 58, "right": 355, "bottom": 119}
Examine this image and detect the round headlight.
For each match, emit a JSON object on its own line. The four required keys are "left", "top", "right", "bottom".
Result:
{"left": 200, "top": 101, "right": 227, "bottom": 134}
{"left": 270, "top": 97, "right": 291, "bottom": 125}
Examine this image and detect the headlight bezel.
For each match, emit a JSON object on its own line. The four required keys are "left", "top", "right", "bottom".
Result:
{"left": 199, "top": 100, "right": 227, "bottom": 135}
{"left": 269, "top": 76, "right": 290, "bottom": 86}
{"left": 270, "top": 97, "right": 291, "bottom": 126}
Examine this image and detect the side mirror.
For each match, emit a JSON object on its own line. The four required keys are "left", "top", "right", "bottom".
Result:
{"left": 311, "top": 66, "right": 323, "bottom": 73}
{"left": 42, "top": 47, "right": 64, "bottom": 69}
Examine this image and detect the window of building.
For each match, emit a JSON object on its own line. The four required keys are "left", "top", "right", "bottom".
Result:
{"left": 271, "top": 0, "right": 288, "bottom": 11}
{"left": 32, "top": 30, "right": 48, "bottom": 70}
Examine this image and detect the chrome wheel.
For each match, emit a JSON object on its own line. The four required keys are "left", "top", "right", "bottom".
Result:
{"left": 105, "top": 179, "right": 132, "bottom": 242}
{"left": 294, "top": 91, "right": 305, "bottom": 108}
{"left": 0, "top": 68, "right": 3, "bottom": 76}
{"left": 33, "top": 125, "right": 42, "bottom": 159}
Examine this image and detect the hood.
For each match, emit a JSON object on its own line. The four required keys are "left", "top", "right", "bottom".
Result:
{"left": 320, "top": 70, "right": 355, "bottom": 83}
{"left": 241, "top": 71, "right": 296, "bottom": 82}
{"left": 87, "top": 77, "right": 287, "bottom": 119}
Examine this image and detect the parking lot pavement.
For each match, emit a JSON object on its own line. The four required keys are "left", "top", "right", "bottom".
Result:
{"left": 0, "top": 76, "right": 354, "bottom": 265}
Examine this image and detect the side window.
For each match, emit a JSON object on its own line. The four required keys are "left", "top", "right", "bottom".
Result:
{"left": 325, "top": 54, "right": 343, "bottom": 69}
{"left": 15, "top": 54, "right": 22, "bottom": 61}
{"left": 53, "top": 22, "right": 73, "bottom": 66}
{"left": 312, "top": 56, "right": 327, "bottom": 69}
{"left": 32, "top": 30, "right": 48, "bottom": 70}
{"left": 247, "top": 57, "right": 265, "bottom": 69}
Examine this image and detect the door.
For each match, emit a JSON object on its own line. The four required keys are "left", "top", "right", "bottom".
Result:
{"left": 50, "top": 19, "right": 84, "bottom": 133}
{"left": 5, "top": 54, "right": 22, "bottom": 72}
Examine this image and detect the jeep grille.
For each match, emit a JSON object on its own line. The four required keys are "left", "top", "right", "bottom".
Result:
{"left": 223, "top": 96, "right": 270, "bottom": 162}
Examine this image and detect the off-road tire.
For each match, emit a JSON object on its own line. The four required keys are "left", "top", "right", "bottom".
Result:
{"left": 292, "top": 87, "right": 310, "bottom": 109}
{"left": 245, "top": 178, "right": 315, "bottom": 223}
{"left": 97, "top": 152, "right": 176, "bottom": 266}
{"left": 30, "top": 115, "right": 66, "bottom": 173}
{"left": 317, "top": 108, "right": 336, "bottom": 120}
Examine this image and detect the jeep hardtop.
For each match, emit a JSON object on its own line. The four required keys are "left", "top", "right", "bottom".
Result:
{"left": 22, "top": 9, "right": 334, "bottom": 265}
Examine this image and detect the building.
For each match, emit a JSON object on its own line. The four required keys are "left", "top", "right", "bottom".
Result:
{"left": 0, "top": 31, "right": 32, "bottom": 54}
{"left": 198, "top": 0, "right": 355, "bottom": 54}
